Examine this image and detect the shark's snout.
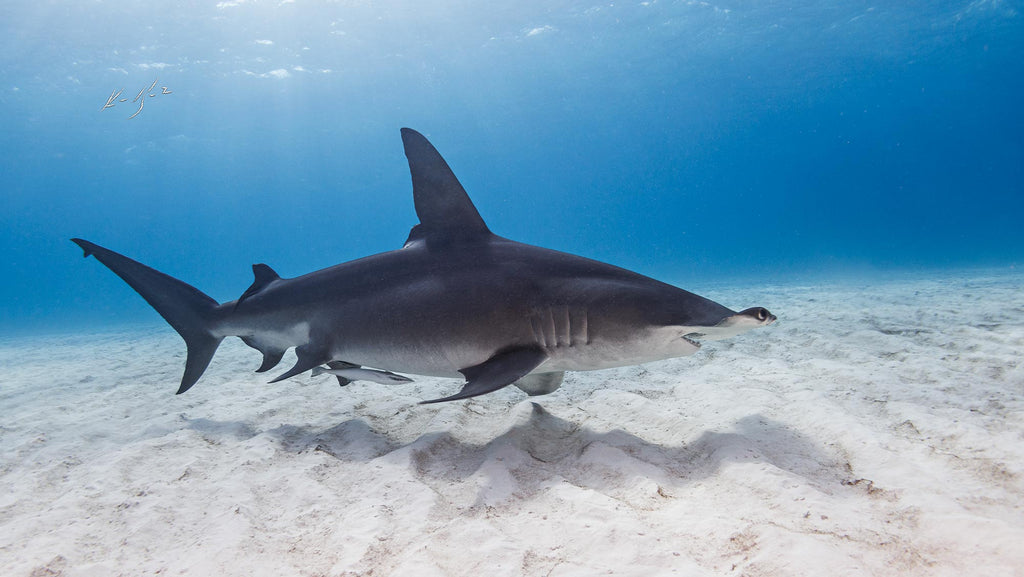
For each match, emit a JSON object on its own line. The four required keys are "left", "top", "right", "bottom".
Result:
{"left": 743, "top": 306, "right": 777, "bottom": 325}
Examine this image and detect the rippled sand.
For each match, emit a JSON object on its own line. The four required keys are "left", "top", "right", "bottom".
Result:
{"left": 1, "top": 271, "right": 1022, "bottom": 576}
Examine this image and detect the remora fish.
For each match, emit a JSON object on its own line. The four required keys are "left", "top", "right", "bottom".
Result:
{"left": 72, "top": 128, "right": 776, "bottom": 403}
{"left": 310, "top": 364, "right": 413, "bottom": 386}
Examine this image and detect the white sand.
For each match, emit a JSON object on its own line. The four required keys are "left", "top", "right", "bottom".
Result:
{"left": 1, "top": 270, "right": 1022, "bottom": 576}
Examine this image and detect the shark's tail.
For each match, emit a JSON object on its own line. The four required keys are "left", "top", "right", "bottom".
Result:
{"left": 71, "top": 238, "right": 223, "bottom": 394}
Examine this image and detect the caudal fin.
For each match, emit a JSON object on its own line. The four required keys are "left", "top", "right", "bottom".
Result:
{"left": 71, "top": 238, "right": 223, "bottom": 394}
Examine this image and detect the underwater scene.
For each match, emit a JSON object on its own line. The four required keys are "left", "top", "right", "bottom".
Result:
{"left": 1, "top": 1, "right": 1022, "bottom": 575}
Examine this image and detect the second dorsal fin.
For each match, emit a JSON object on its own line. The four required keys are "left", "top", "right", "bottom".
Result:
{"left": 401, "top": 128, "right": 492, "bottom": 246}
{"left": 235, "top": 263, "right": 281, "bottom": 308}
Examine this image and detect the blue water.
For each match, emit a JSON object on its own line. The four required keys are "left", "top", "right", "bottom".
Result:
{"left": 1, "top": 1, "right": 1021, "bottom": 334}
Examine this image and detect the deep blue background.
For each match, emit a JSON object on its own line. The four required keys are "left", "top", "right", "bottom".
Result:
{"left": 1, "top": 0, "right": 1021, "bottom": 333}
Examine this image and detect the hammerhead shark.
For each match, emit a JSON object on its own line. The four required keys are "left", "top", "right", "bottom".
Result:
{"left": 72, "top": 128, "right": 775, "bottom": 403}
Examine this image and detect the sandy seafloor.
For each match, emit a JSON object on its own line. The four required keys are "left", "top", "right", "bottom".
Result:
{"left": 1, "top": 270, "right": 1022, "bottom": 577}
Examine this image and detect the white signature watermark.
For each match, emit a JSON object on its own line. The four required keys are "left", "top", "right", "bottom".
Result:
{"left": 101, "top": 78, "right": 172, "bottom": 119}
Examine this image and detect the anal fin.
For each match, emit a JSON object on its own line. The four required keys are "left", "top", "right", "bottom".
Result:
{"left": 256, "top": 349, "right": 286, "bottom": 373}
{"left": 421, "top": 347, "right": 547, "bottom": 404}
{"left": 240, "top": 336, "right": 287, "bottom": 373}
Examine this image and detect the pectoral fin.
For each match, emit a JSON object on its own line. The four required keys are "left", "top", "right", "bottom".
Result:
{"left": 420, "top": 347, "right": 547, "bottom": 404}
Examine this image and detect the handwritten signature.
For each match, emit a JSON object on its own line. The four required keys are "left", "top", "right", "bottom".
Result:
{"left": 102, "top": 79, "right": 172, "bottom": 119}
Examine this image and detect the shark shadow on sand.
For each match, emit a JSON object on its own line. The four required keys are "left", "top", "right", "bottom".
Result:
{"left": 186, "top": 403, "right": 854, "bottom": 508}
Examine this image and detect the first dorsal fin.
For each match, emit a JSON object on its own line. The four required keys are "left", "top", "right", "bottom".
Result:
{"left": 235, "top": 263, "right": 281, "bottom": 308}
{"left": 400, "top": 128, "right": 491, "bottom": 245}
